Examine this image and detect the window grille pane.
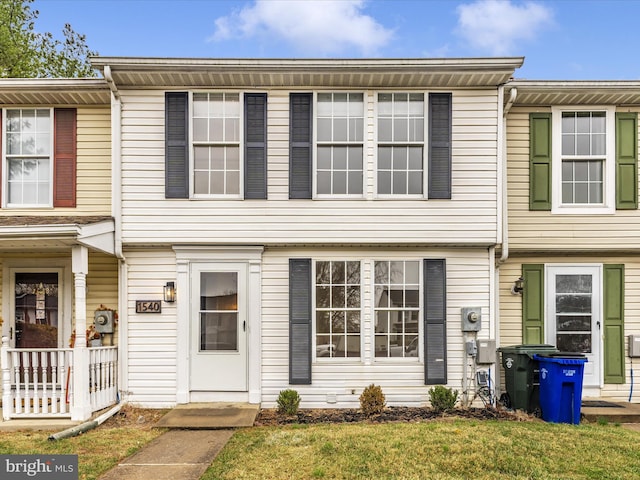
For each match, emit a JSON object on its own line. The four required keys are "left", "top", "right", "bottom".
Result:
{"left": 315, "top": 260, "right": 361, "bottom": 359}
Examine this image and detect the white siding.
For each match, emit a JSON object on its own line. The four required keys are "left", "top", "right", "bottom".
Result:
{"left": 124, "top": 249, "right": 177, "bottom": 407}
{"left": 261, "top": 246, "right": 493, "bottom": 408}
{"left": 122, "top": 246, "right": 494, "bottom": 408}
{"left": 120, "top": 89, "right": 499, "bottom": 246}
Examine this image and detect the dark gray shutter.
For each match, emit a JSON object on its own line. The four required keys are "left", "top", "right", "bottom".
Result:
{"left": 289, "top": 93, "right": 312, "bottom": 199}
{"left": 244, "top": 93, "right": 267, "bottom": 199}
{"left": 424, "top": 259, "right": 447, "bottom": 385}
{"left": 428, "top": 93, "right": 452, "bottom": 199}
{"left": 289, "top": 258, "right": 312, "bottom": 384}
{"left": 165, "top": 92, "right": 189, "bottom": 198}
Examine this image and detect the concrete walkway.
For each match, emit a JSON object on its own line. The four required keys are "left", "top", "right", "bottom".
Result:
{"left": 98, "top": 429, "right": 233, "bottom": 480}
{"left": 97, "top": 403, "right": 258, "bottom": 480}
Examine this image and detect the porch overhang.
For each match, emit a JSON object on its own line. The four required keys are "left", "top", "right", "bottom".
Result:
{"left": 0, "top": 78, "right": 110, "bottom": 105}
{"left": 0, "top": 216, "right": 115, "bottom": 255}
{"left": 505, "top": 80, "right": 640, "bottom": 106}
{"left": 91, "top": 56, "right": 524, "bottom": 89}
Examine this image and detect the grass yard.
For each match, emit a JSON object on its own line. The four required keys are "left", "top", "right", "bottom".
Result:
{"left": 204, "top": 419, "right": 640, "bottom": 480}
{"left": 0, "top": 407, "right": 166, "bottom": 480}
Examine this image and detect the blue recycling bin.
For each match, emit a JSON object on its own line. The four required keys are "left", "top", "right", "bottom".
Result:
{"left": 533, "top": 354, "right": 587, "bottom": 424}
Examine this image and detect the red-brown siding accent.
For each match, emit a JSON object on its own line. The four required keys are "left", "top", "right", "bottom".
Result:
{"left": 53, "top": 108, "right": 77, "bottom": 208}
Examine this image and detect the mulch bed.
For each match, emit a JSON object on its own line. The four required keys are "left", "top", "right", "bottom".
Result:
{"left": 255, "top": 406, "right": 533, "bottom": 426}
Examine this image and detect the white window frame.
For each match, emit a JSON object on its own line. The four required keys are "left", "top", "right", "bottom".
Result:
{"left": 2, "top": 108, "right": 54, "bottom": 208}
{"left": 375, "top": 92, "right": 427, "bottom": 199}
{"left": 371, "top": 259, "right": 422, "bottom": 362}
{"left": 313, "top": 91, "right": 366, "bottom": 199}
{"left": 189, "top": 91, "right": 244, "bottom": 199}
{"left": 551, "top": 106, "right": 615, "bottom": 214}
{"left": 312, "top": 259, "right": 363, "bottom": 362}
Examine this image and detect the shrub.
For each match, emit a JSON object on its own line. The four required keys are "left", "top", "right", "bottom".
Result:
{"left": 276, "top": 389, "right": 301, "bottom": 415}
{"left": 428, "top": 386, "right": 458, "bottom": 412}
{"left": 359, "top": 384, "right": 386, "bottom": 416}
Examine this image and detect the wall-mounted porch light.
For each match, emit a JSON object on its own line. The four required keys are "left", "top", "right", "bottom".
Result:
{"left": 163, "top": 281, "right": 176, "bottom": 302}
{"left": 511, "top": 276, "right": 524, "bottom": 295}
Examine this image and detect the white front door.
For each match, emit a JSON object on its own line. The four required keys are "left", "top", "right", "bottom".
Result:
{"left": 190, "top": 263, "right": 248, "bottom": 392}
{"left": 546, "top": 266, "right": 601, "bottom": 387}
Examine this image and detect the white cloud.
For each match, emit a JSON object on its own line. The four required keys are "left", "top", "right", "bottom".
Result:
{"left": 209, "top": 0, "right": 393, "bottom": 56}
{"left": 456, "top": 0, "right": 553, "bottom": 55}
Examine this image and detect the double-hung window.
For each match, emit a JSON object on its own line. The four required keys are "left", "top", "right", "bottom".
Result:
{"left": 552, "top": 107, "right": 615, "bottom": 213}
{"left": 4, "top": 109, "right": 52, "bottom": 207}
{"left": 377, "top": 93, "right": 425, "bottom": 196}
{"left": 316, "top": 93, "right": 364, "bottom": 196}
{"left": 315, "top": 260, "right": 361, "bottom": 358}
{"left": 373, "top": 260, "right": 420, "bottom": 358}
{"left": 192, "top": 93, "right": 241, "bottom": 197}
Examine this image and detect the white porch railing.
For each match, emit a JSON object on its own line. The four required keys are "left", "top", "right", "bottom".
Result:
{"left": 1, "top": 337, "right": 118, "bottom": 421}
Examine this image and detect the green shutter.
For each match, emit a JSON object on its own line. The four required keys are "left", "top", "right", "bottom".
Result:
{"left": 529, "top": 113, "right": 552, "bottom": 211}
{"left": 616, "top": 113, "right": 638, "bottom": 210}
{"left": 522, "top": 264, "right": 544, "bottom": 344}
{"left": 604, "top": 264, "right": 625, "bottom": 384}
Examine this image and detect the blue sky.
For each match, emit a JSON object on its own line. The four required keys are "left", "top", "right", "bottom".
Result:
{"left": 33, "top": 0, "right": 640, "bottom": 80}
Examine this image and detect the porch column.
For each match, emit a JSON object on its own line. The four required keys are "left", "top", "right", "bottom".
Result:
{"left": 71, "top": 246, "right": 91, "bottom": 421}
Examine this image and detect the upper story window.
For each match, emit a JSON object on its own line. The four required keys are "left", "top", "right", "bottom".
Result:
{"left": 316, "top": 93, "right": 364, "bottom": 196}
{"left": 165, "top": 91, "right": 267, "bottom": 200}
{"left": 3, "top": 109, "right": 52, "bottom": 207}
{"left": 377, "top": 93, "right": 425, "bottom": 196}
{"left": 192, "top": 93, "right": 241, "bottom": 197}
{"left": 551, "top": 107, "right": 615, "bottom": 214}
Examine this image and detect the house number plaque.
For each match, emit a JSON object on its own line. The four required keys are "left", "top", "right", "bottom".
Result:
{"left": 135, "top": 300, "right": 162, "bottom": 313}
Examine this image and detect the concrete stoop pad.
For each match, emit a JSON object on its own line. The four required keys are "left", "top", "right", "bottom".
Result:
{"left": 98, "top": 429, "right": 233, "bottom": 480}
{"left": 155, "top": 402, "right": 259, "bottom": 429}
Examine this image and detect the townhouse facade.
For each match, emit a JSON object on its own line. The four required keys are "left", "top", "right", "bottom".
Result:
{"left": 90, "top": 57, "right": 523, "bottom": 408}
{"left": 500, "top": 81, "right": 640, "bottom": 401}
{"left": 4, "top": 57, "right": 640, "bottom": 419}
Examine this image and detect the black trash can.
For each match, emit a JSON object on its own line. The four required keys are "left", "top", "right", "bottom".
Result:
{"left": 498, "top": 344, "right": 558, "bottom": 414}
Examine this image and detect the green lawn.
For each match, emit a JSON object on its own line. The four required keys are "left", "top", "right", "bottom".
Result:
{"left": 0, "top": 423, "right": 164, "bottom": 480}
{"left": 204, "top": 420, "right": 640, "bottom": 480}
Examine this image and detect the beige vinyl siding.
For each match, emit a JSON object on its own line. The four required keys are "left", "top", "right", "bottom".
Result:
{"left": 85, "top": 252, "right": 118, "bottom": 342}
{"left": 120, "top": 89, "right": 500, "bottom": 246}
{"left": 0, "top": 106, "right": 111, "bottom": 217}
{"left": 124, "top": 248, "right": 177, "bottom": 407}
{"left": 498, "top": 255, "right": 640, "bottom": 402}
{"left": 507, "top": 105, "right": 640, "bottom": 252}
{"left": 261, "top": 246, "right": 493, "bottom": 408}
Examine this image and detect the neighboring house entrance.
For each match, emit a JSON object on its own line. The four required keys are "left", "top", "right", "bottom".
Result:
{"left": 190, "top": 263, "right": 248, "bottom": 392}
{"left": 545, "top": 266, "right": 601, "bottom": 387}
{"left": 11, "top": 270, "right": 63, "bottom": 349}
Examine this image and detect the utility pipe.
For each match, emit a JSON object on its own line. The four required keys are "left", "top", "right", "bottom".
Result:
{"left": 48, "top": 403, "right": 123, "bottom": 441}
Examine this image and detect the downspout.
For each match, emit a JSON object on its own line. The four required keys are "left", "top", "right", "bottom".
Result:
{"left": 493, "top": 86, "right": 516, "bottom": 399}
{"left": 104, "top": 65, "right": 129, "bottom": 400}
{"left": 497, "top": 86, "right": 517, "bottom": 266}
